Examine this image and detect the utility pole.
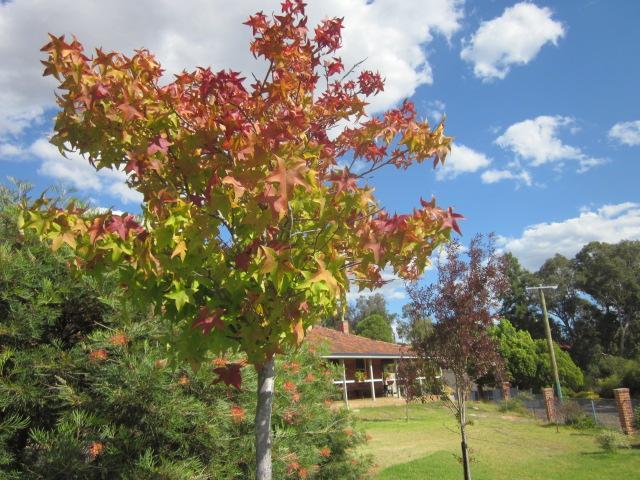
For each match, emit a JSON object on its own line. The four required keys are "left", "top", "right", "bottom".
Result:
{"left": 526, "top": 285, "right": 563, "bottom": 400}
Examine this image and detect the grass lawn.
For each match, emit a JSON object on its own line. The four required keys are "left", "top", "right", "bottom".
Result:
{"left": 355, "top": 401, "right": 640, "bottom": 479}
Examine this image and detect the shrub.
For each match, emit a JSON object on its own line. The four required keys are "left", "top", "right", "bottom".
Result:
{"left": 596, "top": 430, "right": 631, "bottom": 453}
{"left": 558, "top": 400, "right": 596, "bottom": 429}
{"left": 635, "top": 405, "right": 640, "bottom": 429}
{"left": 595, "top": 374, "right": 623, "bottom": 398}
{"left": 571, "top": 390, "right": 600, "bottom": 400}
{"left": 498, "top": 398, "right": 527, "bottom": 415}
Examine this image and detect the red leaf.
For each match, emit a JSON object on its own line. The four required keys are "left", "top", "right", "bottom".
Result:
{"left": 87, "top": 216, "right": 106, "bottom": 245}
{"left": 124, "top": 152, "right": 145, "bottom": 176}
{"left": 325, "top": 57, "right": 343, "bottom": 76}
{"left": 147, "top": 136, "right": 172, "bottom": 156}
{"left": 213, "top": 362, "right": 244, "bottom": 390}
{"left": 118, "top": 102, "right": 143, "bottom": 121}
{"left": 105, "top": 214, "right": 144, "bottom": 241}
{"left": 192, "top": 307, "right": 225, "bottom": 335}
{"left": 441, "top": 207, "right": 464, "bottom": 235}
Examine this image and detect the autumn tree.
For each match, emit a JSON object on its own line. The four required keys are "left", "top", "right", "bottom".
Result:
{"left": 406, "top": 235, "right": 507, "bottom": 480}
{"left": 22, "top": 3, "right": 459, "bottom": 478}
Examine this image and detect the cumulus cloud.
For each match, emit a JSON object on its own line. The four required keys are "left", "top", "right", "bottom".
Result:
{"left": 481, "top": 168, "right": 531, "bottom": 186}
{"left": 495, "top": 115, "right": 605, "bottom": 173}
{"left": 461, "top": 2, "right": 564, "bottom": 81}
{"left": 30, "top": 138, "right": 142, "bottom": 204}
{"left": 0, "top": 0, "right": 463, "bottom": 138}
{"left": 436, "top": 144, "right": 491, "bottom": 180}
{"left": 499, "top": 202, "right": 640, "bottom": 270}
{"left": 0, "top": 143, "right": 27, "bottom": 158}
{"left": 608, "top": 120, "right": 640, "bottom": 146}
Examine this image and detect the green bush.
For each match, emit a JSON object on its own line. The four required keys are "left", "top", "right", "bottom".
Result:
{"left": 571, "top": 390, "right": 600, "bottom": 400}
{"left": 0, "top": 190, "right": 371, "bottom": 479}
{"left": 491, "top": 320, "right": 585, "bottom": 393}
{"left": 596, "top": 430, "right": 631, "bottom": 453}
{"left": 498, "top": 398, "right": 527, "bottom": 415}
{"left": 634, "top": 405, "right": 640, "bottom": 429}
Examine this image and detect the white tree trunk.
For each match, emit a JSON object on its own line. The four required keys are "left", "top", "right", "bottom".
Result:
{"left": 255, "top": 357, "right": 275, "bottom": 480}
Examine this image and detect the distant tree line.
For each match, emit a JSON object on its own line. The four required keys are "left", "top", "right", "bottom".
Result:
{"left": 322, "top": 294, "right": 396, "bottom": 343}
{"left": 500, "top": 241, "right": 640, "bottom": 396}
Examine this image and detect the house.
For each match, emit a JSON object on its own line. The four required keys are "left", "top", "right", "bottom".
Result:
{"left": 307, "top": 321, "right": 412, "bottom": 406}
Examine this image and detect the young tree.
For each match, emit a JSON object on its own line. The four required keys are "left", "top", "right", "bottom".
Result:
{"left": 406, "top": 235, "right": 507, "bottom": 480}
{"left": 21, "top": 3, "right": 459, "bottom": 478}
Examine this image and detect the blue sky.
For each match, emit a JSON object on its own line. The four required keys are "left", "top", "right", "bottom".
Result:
{"left": 1, "top": 0, "right": 639, "bottom": 316}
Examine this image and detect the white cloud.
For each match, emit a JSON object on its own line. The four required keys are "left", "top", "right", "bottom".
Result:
{"left": 461, "top": 2, "right": 564, "bottom": 81}
{"left": 108, "top": 180, "right": 144, "bottom": 204}
{"left": 0, "top": 143, "right": 27, "bottom": 158}
{"left": 608, "top": 120, "right": 640, "bottom": 146}
{"left": 30, "top": 138, "right": 142, "bottom": 204}
{"left": 495, "top": 115, "right": 605, "bottom": 172}
{"left": 499, "top": 202, "right": 640, "bottom": 270}
{"left": 481, "top": 168, "right": 531, "bottom": 186}
{"left": 0, "top": 0, "right": 463, "bottom": 137}
{"left": 436, "top": 144, "right": 491, "bottom": 180}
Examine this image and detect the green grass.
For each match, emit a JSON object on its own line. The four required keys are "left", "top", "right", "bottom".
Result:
{"left": 354, "top": 402, "right": 640, "bottom": 479}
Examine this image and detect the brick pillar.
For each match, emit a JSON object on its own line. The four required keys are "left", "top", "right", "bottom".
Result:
{"left": 542, "top": 387, "right": 555, "bottom": 423}
{"left": 502, "top": 382, "right": 511, "bottom": 401}
{"left": 614, "top": 388, "right": 635, "bottom": 435}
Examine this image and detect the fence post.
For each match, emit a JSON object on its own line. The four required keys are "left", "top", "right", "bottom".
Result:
{"left": 542, "top": 387, "right": 555, "bottom": 423}
{"left": 590, "top": 399, "right": 598, "bottom": 425}
{"left": 613, "top": 388, "right": 635, "bottom": 435}
{"left": 502, "top": 382, "right": 511, "bottom": 401}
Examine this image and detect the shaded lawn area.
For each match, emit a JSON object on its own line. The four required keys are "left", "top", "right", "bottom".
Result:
{"left": 355, "top": 402, "right": 640, "bottom": 480}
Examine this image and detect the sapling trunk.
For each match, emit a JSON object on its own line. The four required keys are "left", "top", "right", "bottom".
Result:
{"left": 255, "top": 356, "right": 276, "bottom": 480}
{"left": 457, "top": 385, "right": 471, "bottom": 480}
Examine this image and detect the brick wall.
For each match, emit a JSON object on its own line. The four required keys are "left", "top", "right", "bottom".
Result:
{"left": 502, "top": 382, "right": 511, "bottom": 401}
{"left": 542, "top": 387, "right": 555, "bottom": 422}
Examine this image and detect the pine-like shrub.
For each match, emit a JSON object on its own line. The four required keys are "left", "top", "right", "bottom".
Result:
{"left": 0, "top": 187, "right": 370, "bottom": 479}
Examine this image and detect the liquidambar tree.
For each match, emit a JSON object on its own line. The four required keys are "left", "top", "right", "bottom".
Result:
{"left": 22, "top": 2, "right": 461, "bottom": 478}
{"left": 407, "top": 235, "right": 507, "bottom": 480}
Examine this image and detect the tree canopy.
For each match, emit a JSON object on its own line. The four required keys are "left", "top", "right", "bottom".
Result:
{"left": 491, "top": 319, "right": 584, "bottom": 393}
{"left": 354, "top": 313, "right": 394, "bottom": 342}
{"left": 22, "top": 2, "right": 458, "bottom": 370}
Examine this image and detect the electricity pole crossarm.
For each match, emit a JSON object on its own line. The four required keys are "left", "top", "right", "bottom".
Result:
{"left": 526, "top": 285, "right": 563, "bottom": 400}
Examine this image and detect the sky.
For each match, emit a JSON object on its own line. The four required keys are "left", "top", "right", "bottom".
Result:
{"left": 1, "top": 0, "right": 639, "bottom": 316}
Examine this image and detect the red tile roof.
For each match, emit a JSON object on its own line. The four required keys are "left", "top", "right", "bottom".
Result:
{"left": 307, "top": 325, "right": 410, "bottom": 357}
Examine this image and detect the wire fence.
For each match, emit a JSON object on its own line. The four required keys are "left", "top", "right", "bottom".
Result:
{"left": 474, "top": 388, "right": 637, "bottom": 432}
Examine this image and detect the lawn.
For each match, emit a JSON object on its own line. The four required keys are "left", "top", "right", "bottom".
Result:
{"left": 355, "top": 401, "right": 640, "bottom": 479}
